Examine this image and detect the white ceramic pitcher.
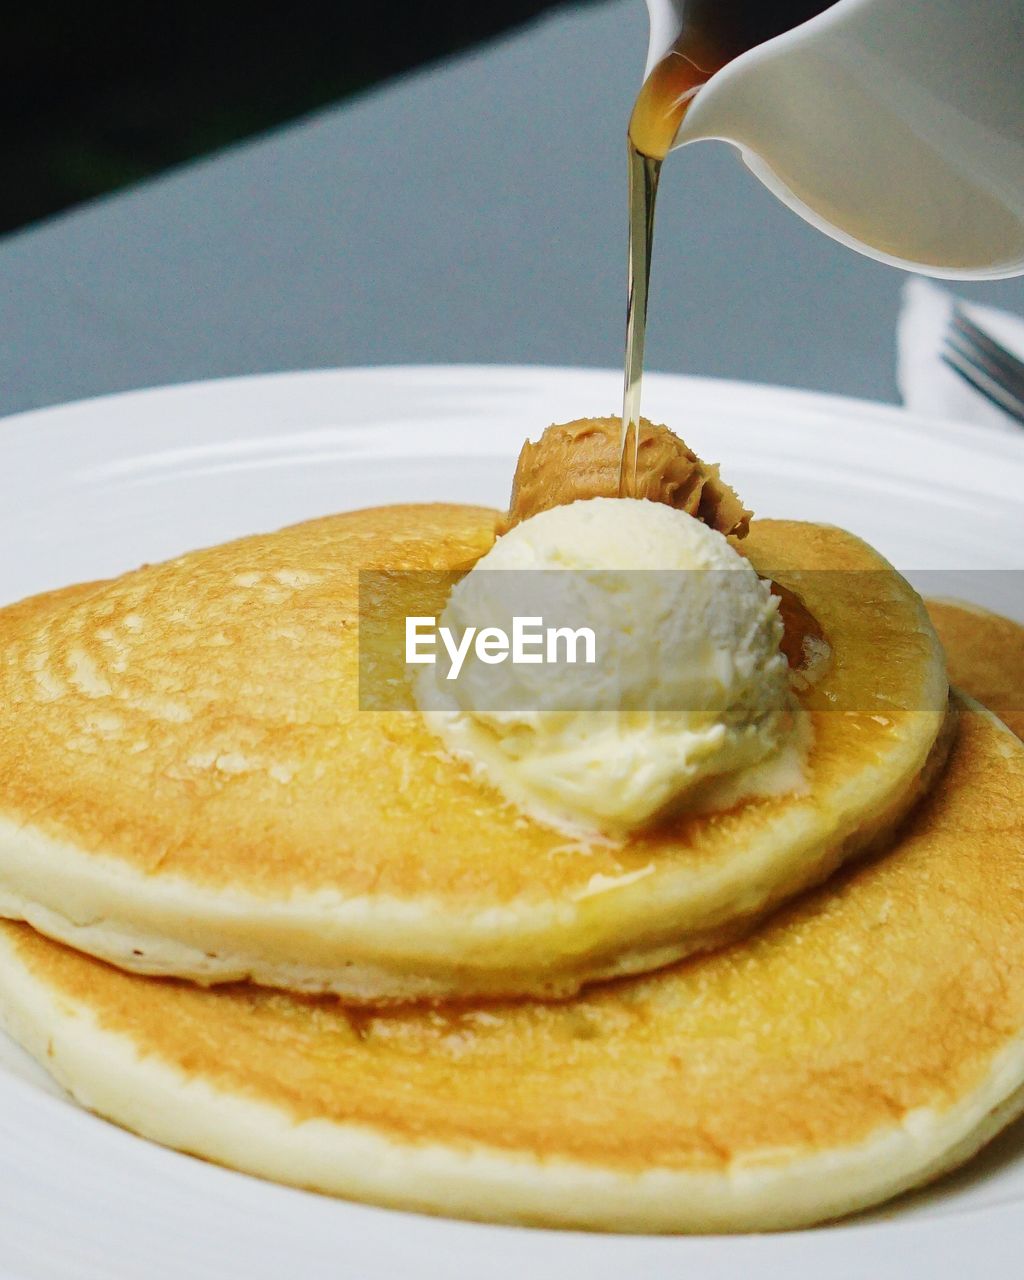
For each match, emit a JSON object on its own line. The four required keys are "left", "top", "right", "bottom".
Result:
{"left": 645, "top": 0, "right": 1024, "bottom": 278}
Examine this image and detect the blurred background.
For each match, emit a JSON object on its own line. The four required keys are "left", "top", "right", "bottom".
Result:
{"left": 4, "top": 1, "right": 596, "bottom": 234}
{"left": 5, "top": 0, "right": 1024, "bottom": 419}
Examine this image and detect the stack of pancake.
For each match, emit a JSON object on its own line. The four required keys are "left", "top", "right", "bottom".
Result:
{"left": 0, "top": 489, "right": 1021, "bottom": 1233}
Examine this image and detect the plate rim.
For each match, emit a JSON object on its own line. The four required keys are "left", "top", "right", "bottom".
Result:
{"left": 2, "top": 361, "right": 1024, "bottom": 459}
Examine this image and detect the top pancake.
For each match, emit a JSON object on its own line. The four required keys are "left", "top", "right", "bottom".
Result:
{"left": 0, "top": 506, "right": 947, "bottom": 1000}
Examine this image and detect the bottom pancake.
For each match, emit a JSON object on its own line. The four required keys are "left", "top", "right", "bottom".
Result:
{"left": 927, "top": 599, "right": 1024, "bottom": 740}
{"left": 0, "top": 695, "right": 1022, "bottom": 1233}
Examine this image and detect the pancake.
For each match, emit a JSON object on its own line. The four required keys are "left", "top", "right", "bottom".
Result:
{"left": 0, "top": 507, "right": 947, "bottom": 1001}
{"left": 926, "top": 599, "right": 1024, "bottom": 740}
{"left": 0, "top": 696, "right": 1020, "bottom": 1233}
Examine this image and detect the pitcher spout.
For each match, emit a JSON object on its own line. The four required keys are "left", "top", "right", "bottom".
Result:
{"left": 640, "top": 0, "right": 1024, "bottom": 278}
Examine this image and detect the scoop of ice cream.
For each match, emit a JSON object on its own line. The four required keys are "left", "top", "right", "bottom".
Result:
{"left": 499, "top": 417, "right": 751, "bottom": 538}
{"left": 418, "top": 498, "right": 794, "bottom": 837}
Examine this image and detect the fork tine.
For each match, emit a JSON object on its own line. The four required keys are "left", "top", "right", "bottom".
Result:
{"left": 941, "top": 347, "right": 1024, "bottom": 426}
{"left": 945, "top": 331, "right": 1024, "bottom": 400}
{"left": 951, "top": 307, "right": 1024, "bottom": 391}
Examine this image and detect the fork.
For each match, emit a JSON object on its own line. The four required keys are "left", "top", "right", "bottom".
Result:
{"left": 941, "top": 306, "right": 1024, "bottom": 427}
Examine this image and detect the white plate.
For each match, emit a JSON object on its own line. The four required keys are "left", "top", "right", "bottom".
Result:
{"left": 0, "top": 365, "right": 1023, "bottom": 1280}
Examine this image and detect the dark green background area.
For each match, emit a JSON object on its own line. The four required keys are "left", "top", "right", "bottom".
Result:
{"left": 3, "top": 1, "right": 601, "bottom": 235}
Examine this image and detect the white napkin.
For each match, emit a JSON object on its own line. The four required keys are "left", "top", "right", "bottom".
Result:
{"left": 897, "top": 279, "right": 1024, "bottom": 433}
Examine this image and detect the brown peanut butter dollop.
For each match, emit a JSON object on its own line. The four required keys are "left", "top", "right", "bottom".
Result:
{"left": 499, "top": 417, "right": 752, "bottom": 538}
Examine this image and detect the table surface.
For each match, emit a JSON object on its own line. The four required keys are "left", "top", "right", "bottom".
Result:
{"left": 5, "top": 0, "right": 1024, "bottom": 421}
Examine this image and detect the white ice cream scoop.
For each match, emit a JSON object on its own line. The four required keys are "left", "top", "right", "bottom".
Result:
{"left": 417, "top": 498, "right": 797, "bottom": 837}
